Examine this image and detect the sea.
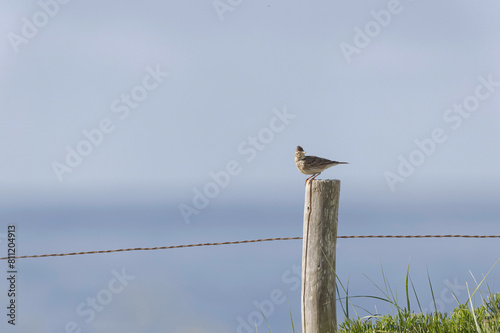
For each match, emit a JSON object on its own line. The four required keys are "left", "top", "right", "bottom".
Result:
{"left": 0, "top": 199, "right": 499, "bottom": 332}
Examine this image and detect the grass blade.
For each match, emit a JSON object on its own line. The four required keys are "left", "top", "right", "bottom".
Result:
{"left": 257, "top": 306, "right": 272, "bottom": 333}
{"left": 288, "top": 296, "right": 296, "bottom": 333}
{"left": 405, "top": 259, "right": 411, "bottom": 313}
{"left": 467, "top": 282, "right": 482, "bottom": 333}
{"left": 427, "top": 267, "right": 437, "bottom": 313}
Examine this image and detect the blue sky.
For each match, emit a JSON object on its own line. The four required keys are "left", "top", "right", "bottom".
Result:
{"left": 1, "top": 1, "right": 500, "bottom": 332}
{"left": 1, "top": 0, "right": 499, "bottom": 206}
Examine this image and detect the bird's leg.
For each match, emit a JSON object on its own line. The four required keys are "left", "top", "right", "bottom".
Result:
{"left": 310, "top": 173, "right": 321, "bottom": 181}
{"left": 304, "top": 174, "right": 315, "bottom": 185}
{"left": 305, "top": 173, "right": 320, "bottom": 185}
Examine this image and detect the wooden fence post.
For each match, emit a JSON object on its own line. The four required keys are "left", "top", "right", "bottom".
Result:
{"left": 301, "top": 179, "right": 340, "bottom": 333}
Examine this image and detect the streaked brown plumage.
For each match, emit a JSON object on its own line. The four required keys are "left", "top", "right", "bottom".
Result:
{"left": 295, "top": 146, "right": 348, "bottom": 184}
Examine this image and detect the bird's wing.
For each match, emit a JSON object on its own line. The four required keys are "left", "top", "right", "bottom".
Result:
{"left": 304, "top": 156, "right": 336, "bottom": 167}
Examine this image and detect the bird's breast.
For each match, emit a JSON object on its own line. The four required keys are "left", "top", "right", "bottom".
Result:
{"left": 295, "top": 159, "right": 314, "bottom": 175}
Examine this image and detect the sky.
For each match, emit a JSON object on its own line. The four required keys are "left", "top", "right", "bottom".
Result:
{"left": 0, "top": 1, "right": 499, "bottom": 332}
{"left": 1, "top": 0, "right": 499, "bottom": 206}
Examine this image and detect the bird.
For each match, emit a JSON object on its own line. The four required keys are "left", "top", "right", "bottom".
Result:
{"left": 295, "top": 146, "right": 348, "bottom": 184}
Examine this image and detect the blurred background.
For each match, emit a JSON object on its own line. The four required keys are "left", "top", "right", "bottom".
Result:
{"left": 1, "top": 1, "right": 499, "bottom": 332}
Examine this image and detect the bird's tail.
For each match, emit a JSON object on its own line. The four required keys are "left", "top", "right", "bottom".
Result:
{"left": 336, "top": 162, "right": 349, "bottom": 164}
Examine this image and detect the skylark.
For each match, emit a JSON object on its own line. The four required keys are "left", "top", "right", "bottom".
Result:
{"left": 295, "top": 146, "right": 348, "bottom": 184}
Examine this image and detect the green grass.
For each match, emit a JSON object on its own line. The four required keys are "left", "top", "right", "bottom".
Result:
{"left": 338, "top": 293, "right": 500, "bottom": 333}
{"left": 337, "top": 258, "right": 500, "bottom": 333}
{"left": 255, "top": 259, "right": 500, "bottom": 332}
{"left": 256, "top": 289, "right": 500, "bottom": 333}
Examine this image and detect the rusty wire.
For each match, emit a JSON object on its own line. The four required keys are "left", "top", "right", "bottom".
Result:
{"left": 1, "top": 235, "right": 499, "bottom": 260}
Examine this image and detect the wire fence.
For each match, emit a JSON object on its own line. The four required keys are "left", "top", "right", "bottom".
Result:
{"left": 1, "top": 234, "right": 499, "bottom": 260}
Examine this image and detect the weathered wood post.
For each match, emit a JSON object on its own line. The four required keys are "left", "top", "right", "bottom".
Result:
{"left": 301, "top": 179, "right": 340, "bottom": 333}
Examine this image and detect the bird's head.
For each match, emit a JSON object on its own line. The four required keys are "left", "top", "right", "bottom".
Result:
{"left": 295, "top": 146, "right": 306, "bottom": 160}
